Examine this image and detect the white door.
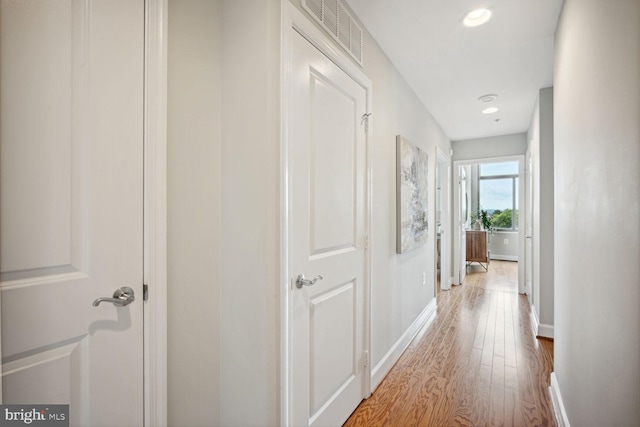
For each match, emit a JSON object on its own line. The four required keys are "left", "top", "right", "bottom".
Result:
{"left": 289, "top": 29, "right": 368, "bottom": 427}
{"left": 0, "top": 1, "right": 144, "bottom": 425}
{"left": 458, "top": 167, "right": 468, "bottom": 284}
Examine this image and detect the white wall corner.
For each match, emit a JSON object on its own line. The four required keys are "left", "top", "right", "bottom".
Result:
{"left": 371, "top": 299, "right": 437, "bottom": 391}
{"left": 531, "top": 302, "right": 554, "bottom": 339}
{"left": 550, "top": 372, "right": 571, "bottom": 427}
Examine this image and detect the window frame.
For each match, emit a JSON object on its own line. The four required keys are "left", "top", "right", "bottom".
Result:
{"left": 479, "top": 167, "right": 519, "bottom": 231}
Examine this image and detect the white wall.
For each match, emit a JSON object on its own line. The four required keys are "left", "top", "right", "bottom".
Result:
{"left": 167, "top": 1, "right": 221, "bottom": 425}
{"left": 360, "top": 19, "right": 452, "bottom": 375}
{"left": 219, "top": 1, "right": 281, "bottom": 426}
{"left": 554, "top": 0, "right": 640, "bottom": 425}
{"left": 527, "top": 88, "right": 554, "bottom": 338}
{"left": 489, "top": 231, "right": 518, "bottom": 260}
{"left": 168, "top": 1, "right": 281, "bottom": 426}
{"left": 452, "top": 133, "right": 527, "bottom": 161}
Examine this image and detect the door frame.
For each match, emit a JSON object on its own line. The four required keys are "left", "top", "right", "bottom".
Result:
{"left": 525, "top": 149, "right": 533, "bottom": 302}
{"left": 281, "top": 4, "right": 373, "bottom": 425}
{"left": 452, "top": 165, "right": 469, "bottom": 285}
{"left": 435, "top": 147, "right": 452, "bottom": 291}
{"left": 144, "top": 0, "right": 168, "bottom": 426}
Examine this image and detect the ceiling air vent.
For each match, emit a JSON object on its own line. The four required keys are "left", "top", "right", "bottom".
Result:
{"left": 302, "top": 0, "right": 364, "bottom": 65}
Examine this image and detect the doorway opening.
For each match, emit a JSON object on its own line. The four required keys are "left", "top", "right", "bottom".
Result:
{"left": 453, "top": 156, "right": 525, "bottom": 294}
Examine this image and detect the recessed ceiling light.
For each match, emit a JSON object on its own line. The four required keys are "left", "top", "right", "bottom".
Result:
{"left": 478, "top": 94, "right": 498, "bottom": 103}
{"left": 463, "top": 8, "right": 492, "bottom": 27}
{"left": 482, "top": 107, "right": 499, "bottom": 114}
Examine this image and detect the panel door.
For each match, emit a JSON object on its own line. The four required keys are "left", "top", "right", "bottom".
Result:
{"left": 289, "top": 29, "right": 368, "bottom": 427}
{"left": 0, "top": 1, "right": 144, "bottom": 425}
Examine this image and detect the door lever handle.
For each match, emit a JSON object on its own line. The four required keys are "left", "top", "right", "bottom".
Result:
{"left": 296, "top": 274, "right": 323, "bottom": 289}
{"left": 93, "top": 287, "right": 135, "bottom": 307}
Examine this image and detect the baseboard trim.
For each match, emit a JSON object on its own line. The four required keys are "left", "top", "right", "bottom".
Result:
{"left": 530, "top": 304, "right": 540, "bottom": 336}
{"left": 490, "top": 254, "right": 518, "bottom": 261}
{"left": 537, "top": 323, "right": 554, "bottom": 339}
{"left": 549, "top": 372, "right": 570, "bottom": 427}
{"left": 371, "top": 299, "right": 437, "bottom": 391}
{"left": 530, "top": 305, "right": 554, "bottom": 339}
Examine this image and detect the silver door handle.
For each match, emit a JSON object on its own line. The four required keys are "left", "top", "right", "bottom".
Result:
{"left": 92, "top": 287, "right": 135, "bottom": 307}
{"left": 296, "top": 274, "right": 323, "bottom": 289}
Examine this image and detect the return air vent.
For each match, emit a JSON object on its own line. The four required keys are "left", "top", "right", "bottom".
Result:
{"left": 302, "top": 0, "right": 364, "bottom": 65}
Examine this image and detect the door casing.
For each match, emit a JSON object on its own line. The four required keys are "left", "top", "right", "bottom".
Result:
{"left": 453, "top": 165, "right": 468, "bottom": 285}
{"left": 144, "top": 0, "right": 168, "bottom": 426}
{"left": 435, "top": 147, "right": 452, "bottom": 291}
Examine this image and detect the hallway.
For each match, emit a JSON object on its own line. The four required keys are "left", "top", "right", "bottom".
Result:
{"left": 345, "top": 261, "right": 555, "bottom": 426}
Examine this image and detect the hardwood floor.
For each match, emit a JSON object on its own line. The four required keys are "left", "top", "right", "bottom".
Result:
{"left": 344, "top": 261, "right": 555, "bottom": 427}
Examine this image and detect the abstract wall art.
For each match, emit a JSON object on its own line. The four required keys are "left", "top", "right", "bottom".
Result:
{"left": 396, "top": 135, "right": 428, "bottom": 254}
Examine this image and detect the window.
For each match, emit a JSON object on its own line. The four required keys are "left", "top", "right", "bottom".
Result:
{"left": 479, "top": 161, "right": 519, "bottom": 230}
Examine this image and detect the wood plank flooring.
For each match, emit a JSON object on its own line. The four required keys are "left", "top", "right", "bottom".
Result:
{"left": 344, "top": 261, "right": 555, "bottom": 427}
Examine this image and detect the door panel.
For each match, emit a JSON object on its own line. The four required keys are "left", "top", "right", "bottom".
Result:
{"left": 290, "top": 29, "right": 367, "bottom": 427}
{"left": 309, "top": 72, "right": 357, "bottom": 256}
{"left": 0, "top": 1, "right": 144, "bottom": 425}
{"left": 0, "top": 0, "right": 75, "bottom": 274}
{"left": 309, "top": 281, "right": 355, "bottom": 414}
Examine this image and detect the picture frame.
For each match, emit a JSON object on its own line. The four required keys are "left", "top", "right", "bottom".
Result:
{"left": 396, "top": 135, "right": 429, "bottom": 254}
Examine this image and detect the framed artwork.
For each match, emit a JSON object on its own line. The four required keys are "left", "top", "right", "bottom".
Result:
{"left": 396, "top": 135, "right": 428, "bottom": 254}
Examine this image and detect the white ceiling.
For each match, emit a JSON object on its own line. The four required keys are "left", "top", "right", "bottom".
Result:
{"left": 344, "top": 0, "right": 563, "bottom": 141}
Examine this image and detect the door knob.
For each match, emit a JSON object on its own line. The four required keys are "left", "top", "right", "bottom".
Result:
{"left": 296, "top": 274, "right": 323, "bottom": 289}
{"left": 93, "top": 287, "right": 135, "bottom": 307}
